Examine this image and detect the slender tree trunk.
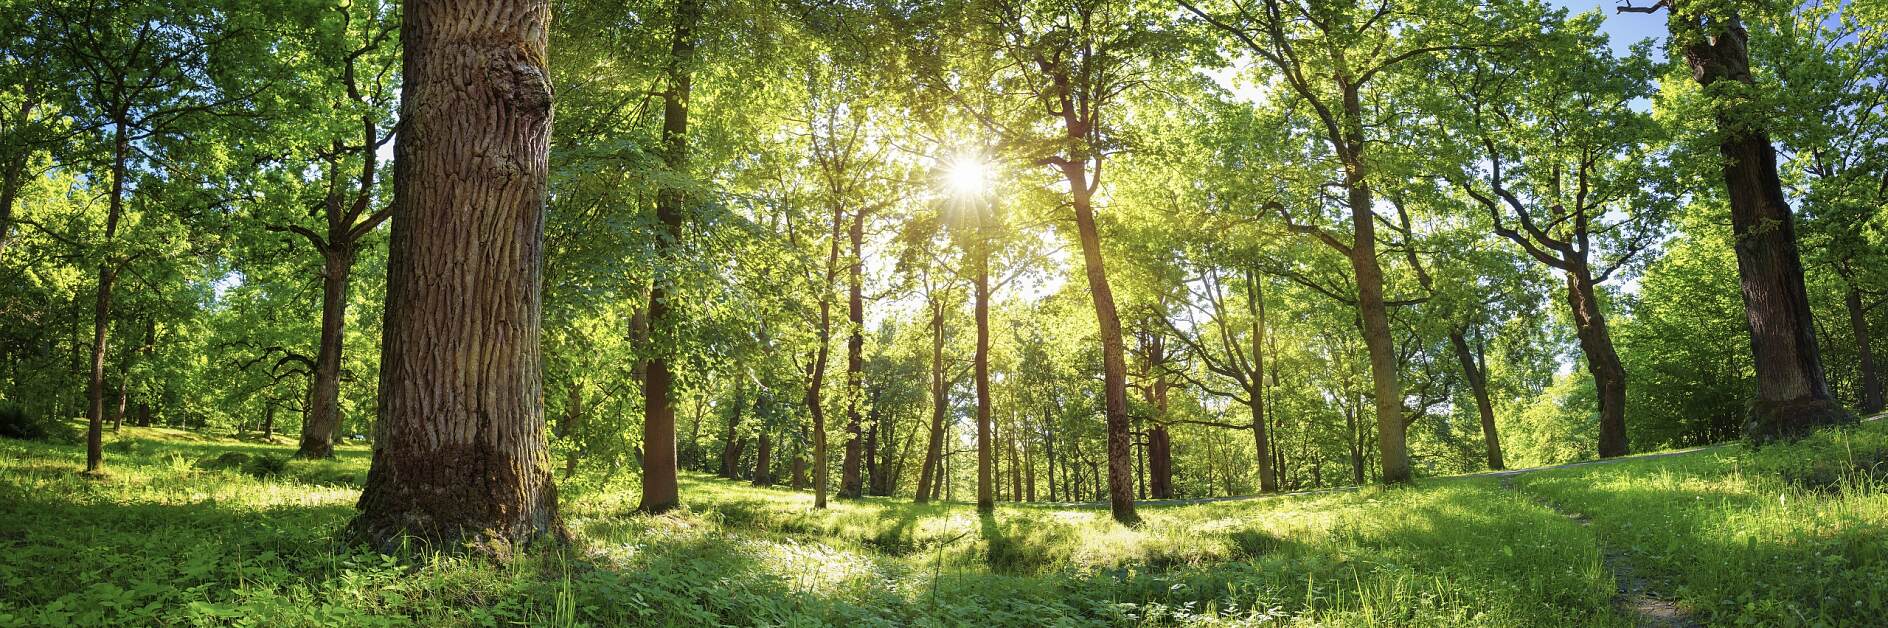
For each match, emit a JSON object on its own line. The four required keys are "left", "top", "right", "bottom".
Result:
{"left": 752, "top": 427, "right": 773, "bottom": 486}
{"left": 1335, "top": 83, "right": 1409, "bottom": 484}
{"left": 975, "top": 245, "right": 993, "bottom": 512}
{"left": 263, "top": 402, "right": 276, "bottom": 440}
{"left": 299, "top": 247, "right": 355, "bottom": 458}
{"left": 638, "top": 0, "right": 700, "bottom": 515}
{"left": 808, "top": 206, "right": 842, "bottom": 508}
{"left": 0, "top": 95, "right": 35, "bottom": 260}
{"left": 1678, "top": 10, "right": 1847, "bottom": 437}
{"left": 839, "top": 203, "right": 866, "bottom": 499}
{"left": 1061, "top": 161, "right": 1138, "bottom": 524}
{"left": 719, "top": 380, "right": 746, "bottom": 478}
{"left": 84, "top": 118, "right": 129, "bottom": 475}
{"left": 1449, "top": 329, "right": 1504, "bottom": 469}
{"left": 914, "top": 303, "right": 947, "bottom": 503}
{"left": 347, "top": 0, "right": 564, "bottom": 555}
{"left": 1023, "top": 424, "right": 1036, "bottom": 501}
{"left": 1847, "top": 283, "right": 1883, "bottom": 414}
{"left": 1245, "top": 271, "right": 1278, "bottom": 492}
{"left": 563, "top": 384, "right": 585, "bottom": 479}
{"left": 1009, "top": 430, "right": 1022, "bottom": 501}
{"left": 1567, "top": 268, "right": 1630, "bottom": 457}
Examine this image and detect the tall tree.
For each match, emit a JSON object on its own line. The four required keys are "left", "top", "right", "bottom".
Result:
{"left": 639, "top": 0, "right": 702, "bottom": 516}
{"left": 40, "top": 0, "right": 251, "bottom": 474}
{"left": 1434, "top": 17, "right": 1666, "bottom": 458}
{"left": 348, "top": 0, "right": 565, "bottom": 555}
{"left": 1183, "top": 0, "right": 1473, "bottom": 483}
{"left": 275, "top": 2, "right": 399, "bottom": 459}
{"left": 1624, "top": 0, "right": 1851, "bottom": 437}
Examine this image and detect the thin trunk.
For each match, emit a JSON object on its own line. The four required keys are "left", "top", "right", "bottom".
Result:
{"left": 85, "top": 117, "right": 129, "bottom": 475}
{"left": 1023, "top": 424, "right": 1036, "bottom": 501}
{"left": 914, "top": 303, "right": 947, "bottom": 503}
{"left": 752, "top": 427, "right": 773, "bottom": 486}
{"left": 1679, "top": 9, "right": 1847, "bottom": 437}
{"left": 720, "top": 379, "right": 746, "bottom": 478}
{"left": 563, "top": 384, "right": 585, "bottom": 479}
{"left": 974, "top": 236, "right": 994, "bottom": 512}
{"left": 639, "top": 0, "right": 700, "bottom": 515}
{"left": 349, "top": 0, "right": 564, "bottom": 555}
{"left": 300, "top": 246, "right": 355, "bottom": 458}
{"left": 839, "top": 203, "right": 866, "bottom": 498}
{"left": 263, "top": 402, "right": 276, "bottom": 440}
{"left": 1061, "top": 159, "right": 1138, "bottom": 523}
{"left": 1847, "top": 282, "right": 1883, "bottom": 414}
{"left": 1568, "top": 267, "right": 1629, "bottom": 457}
{"left": 1246, "top": 270, "right": 1278, "bottom": 492}
{"left": 1449, "top": 329, "right": 1504, "bottom": 469}
{"left": 807, "top": 201, "right": 843, "bottom": 508}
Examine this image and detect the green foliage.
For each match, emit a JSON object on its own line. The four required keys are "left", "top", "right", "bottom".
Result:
{"left": 0, "top": 405, "right": 77, "bottom": 444}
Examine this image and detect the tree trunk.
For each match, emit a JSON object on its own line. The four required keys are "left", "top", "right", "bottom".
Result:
{"left": 1061, "top": 160, "right": 1139, "bottom": 524}
{"left": 1679, "top": 10, "right": 1848, "bottom": 437}
{"left": 85, "top": 117, "right": 129, "bottom": 476}
{"left": 1847, "top": 283, "right": 1883, "bottom": 414}
{"left": 638, "top": 0, "right": 700, "bottom": 515}
{"left": 299, "top": 246, "right": 355, "bottom": 459}
{"left": 752, "top": 427, "right": 773, "bottom": 486}
{"left": 1147, "top": 425, "right": 1172, "bottom": 499}
{"left": 347, "top": 0, "right": 564, "bottom": 556}
{"left": 719, "top": 380, "right": 745, "bottom": 478}
{"left": 0, "top": 94, "right": 35, "bottom": 260}
{"left": 1567, "top": 268, "right": 1630, "bottom": 457}
{"left": 914, "top": 303, "right": 947, "bottom": 503}
{"left": 1042, "top": 409, "right": 1058, "bottom": 501}
{"left": 563, "top": 385, "right": 585, "bottom": 479}
{"left": 974, "top": 245, "right": 993, "bottom": 512}
{"left": 1449, "top": 329, "right": 1504, "bottom": 469}
{"left": 1246, "top": 271, "right": 1278, "bottom": 492}
{"left": 263, "top": 402, "right": 277, "bottom": 440}
{"left": 839, "top": 203, "right": 866, "bottom": 499}
{"left": 1337, "top": 83, "right": 1409, "bottom": 484}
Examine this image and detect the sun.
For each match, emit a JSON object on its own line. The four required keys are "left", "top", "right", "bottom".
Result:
{"left": 946, "top": 154, "right": 994, "bottom": 197}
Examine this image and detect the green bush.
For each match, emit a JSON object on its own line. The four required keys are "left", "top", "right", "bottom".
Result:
{"left": 0, "top": 403, "right": 79, "bottom": 443}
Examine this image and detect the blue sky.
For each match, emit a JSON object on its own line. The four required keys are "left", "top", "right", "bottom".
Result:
{"left": 1549, "top": 0, "right": 1671, "bottom": 55}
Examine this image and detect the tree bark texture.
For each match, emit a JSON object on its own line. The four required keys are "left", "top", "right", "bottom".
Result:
{"left": 1679, "top": 9, "right": 1848, "bottom": 437}
{"left": 348, "top": 0, "right": 564, "bottom": 556}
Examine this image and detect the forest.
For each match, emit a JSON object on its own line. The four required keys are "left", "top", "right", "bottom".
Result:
{"left": 2, "top": 0, "right": 1886, "bottom": 625}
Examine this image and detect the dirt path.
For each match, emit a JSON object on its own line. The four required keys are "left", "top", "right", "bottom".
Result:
{"left": 1497, "top": 475, "right": 1699, "bottom": 627}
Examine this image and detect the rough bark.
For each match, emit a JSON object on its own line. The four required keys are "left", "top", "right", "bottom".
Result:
{"left": 299, "top": 246, "right": 355, "bottom": 459}
{"left": 1675, "top": 8, "right": 1849, "bottom": 437}
{"left": 347, "top": 0, "right": 564, "bottom": 556}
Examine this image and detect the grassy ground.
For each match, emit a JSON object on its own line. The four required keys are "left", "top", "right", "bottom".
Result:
{"left": 2, "top": 422, "right": 1885, "bottom": 626}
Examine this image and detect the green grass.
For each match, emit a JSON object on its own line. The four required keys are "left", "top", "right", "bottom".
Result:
{"left": 3, "top": 421, "right": 1885, "bottom": 626}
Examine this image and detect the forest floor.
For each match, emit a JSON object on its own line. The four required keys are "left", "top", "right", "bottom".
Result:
{"left": 5, "top": 421, "right": 1888, "bottom": 626}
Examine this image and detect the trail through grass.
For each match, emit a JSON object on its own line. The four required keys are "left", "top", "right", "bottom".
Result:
{"left": 4, "top": 421, "right": 1886, "bottom": 626}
